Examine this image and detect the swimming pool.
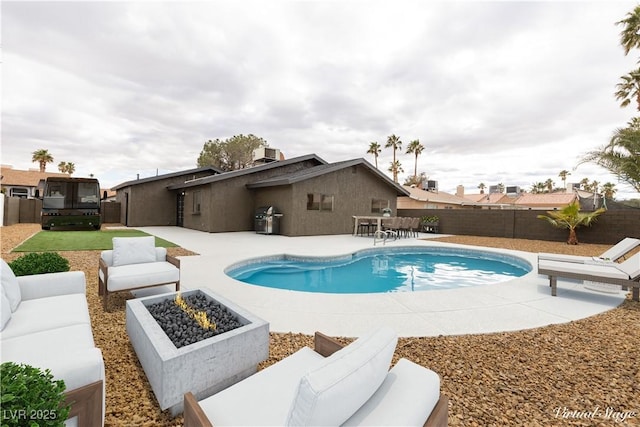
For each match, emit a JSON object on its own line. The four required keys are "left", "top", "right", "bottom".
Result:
{"left": 226, "top": 246, "right": 532, "bottom": 294}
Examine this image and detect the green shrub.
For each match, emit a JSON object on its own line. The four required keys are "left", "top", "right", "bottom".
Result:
{"left": 8, "top": 252, "right": 70, "bottom": 277}
{"left": 0, "top": 362, "right": 70, "bottom": 427}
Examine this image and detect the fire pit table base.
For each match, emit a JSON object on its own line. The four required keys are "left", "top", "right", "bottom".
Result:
{"left": 126, "top": 288, "right": 269, "bottom": 415}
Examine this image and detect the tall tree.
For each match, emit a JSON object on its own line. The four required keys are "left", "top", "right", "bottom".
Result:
{"left": 367, "top": 141, "right": 381, "bottom": 169}
{"left": 405, "top": 139, "right": 425, "bottom": 180}
{"left": 558, "top": 170, "right": 571, "bottom": 191}
{"left": 385, "top": 134, "right": 402, "bottom": 182}
{"left": 387, "top": 160, "right": 403, "bottom": 182}
{"left": 197, "top": 134, "right": 268, "bottom": 171}
{"left": 544, "top": 179, "right": 555, "bottom": 193}
{"left": 616, "top": 6, "right": 640, "bottom": 110}
{"left": 601, "top": 182, "right": 617, "bottom": 199}
{"left": 580, "top": 121, "right": 640, "bottom": 192}
{"left": 32, "top": 149, "right": 54, "bottom": 173}
{"left": 477, "top": 183, "right": 486, "bottom": 194}
{"left": 618, "top": 5, "right": 640, "bottom": 55}
{"left": 57, "top": 161, "right": 75, "bottom": 175}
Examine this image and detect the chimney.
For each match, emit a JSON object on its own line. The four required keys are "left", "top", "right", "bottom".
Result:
{"left": 456, "top": 185, "right": 464, "bottom": 197}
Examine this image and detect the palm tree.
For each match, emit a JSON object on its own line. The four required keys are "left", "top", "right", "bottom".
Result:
{"left": 367, "top": 142, "right": 381, "bottom": 169}
{"left": 537, "top": 201, "right": 606, "bottom": 245}
{"left": 617, "top": 5, "right": 640, "bottom": 55}
{"left": 58, "top": 161, "right": 75, "bottom": 174}
{"left": 601, "top": 182, "right": 617, "bottom": 199}
{"left": 580, "top": 122, "right": 640, "bottom": 192}
{"left": 544, "top": 179, "right": 555, "bottom": 193}
{"left": 579, "top": 177, "right": 591, "bottom": 191}
{"left": 405, "top": 139, "right": 425, "bottom": 180}
{"left": 615, "top": 68, "right": 640, "bottom": 110}
{"left": 558, "top": 170, "right": 571, "bottom": 191}
{"left": 497, "top": 183, "right": 505, "bottom": 193}
{"left": 32, "top": 149, "right": 54, "bottom": 172}
{"left": 478, "top": 183, "right": 486, "bottom": 194}
{"left": 531, "top": 182, "right": 546, "bottom": 194}
{"left": 385, "top": 134, "right": 402, "bottom": 182}
{"left": 387, "top": 160, "right": 403, "bottom": 182}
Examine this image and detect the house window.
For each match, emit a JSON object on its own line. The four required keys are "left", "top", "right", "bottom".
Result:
{"left": 307, "top": 193, "right": 334, "bottom": 211}
{"left": 371, "top": 199, "right": 389, "bottom": 214}
{"left": 192, "top": 190, "right": 201, "bottom": 214}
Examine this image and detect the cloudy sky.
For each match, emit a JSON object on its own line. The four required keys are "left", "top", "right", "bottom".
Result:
{"left": 2, "top": 1, "right": 639, "bottom": 199}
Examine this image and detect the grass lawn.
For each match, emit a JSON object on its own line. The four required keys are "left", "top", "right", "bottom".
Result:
{"left": 12, "top": 229, "right": 179, "bottom": 252}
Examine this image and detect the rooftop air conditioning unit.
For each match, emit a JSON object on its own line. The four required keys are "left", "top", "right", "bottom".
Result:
{"left": 505, "top": 185, "right": 521, "bottom": 195}
{"left": 252, "top": 147, "right": 280, "bottom": 163}
{"left": 422, "top": 180, "right": 438, "bottom": 192}
{"left": 489, "top": 185, "right": 500, "bottom": 194}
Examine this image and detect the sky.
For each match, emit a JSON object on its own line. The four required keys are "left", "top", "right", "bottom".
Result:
{"left": 2, "top": 1, "right": 640, "bottom": 200}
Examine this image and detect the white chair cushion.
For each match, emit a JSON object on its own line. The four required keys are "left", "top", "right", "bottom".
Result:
{"left": 112, "top": 236, "right": 157, "bottom": 267}
{"left": 286, "top": 327, "right": 398, "bottom": 426}
{"left": 1, "top": 289, "right": 11, "bottom": 331}
{"left": 0, "top": 294, "right": 90, "bottom": 339}
{"left": 198, "top": 347, "right": 325, "bottom": 426}
{"left": 1, "top": 259, "right": 21, "bottom": 312}
{"left": 106, "top": 262, "right": 179, "bottom": 291}
{"left": 343, "top": 358, "right": 441, "bottom": 426}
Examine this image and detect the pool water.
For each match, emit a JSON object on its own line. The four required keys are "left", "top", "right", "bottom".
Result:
{"left": 227, "top": 247, "right": 531, "bottom": 294}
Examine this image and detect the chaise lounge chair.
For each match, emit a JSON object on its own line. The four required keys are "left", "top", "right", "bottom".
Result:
{"left": 538, "top": 237, "right": 640, "bottom": 264}
{"left": 538, "top": 252, "right": 640, "bottom": 301}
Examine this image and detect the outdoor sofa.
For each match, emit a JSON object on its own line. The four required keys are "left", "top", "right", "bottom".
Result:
{"left": 98, "top": 236, "right": 180, "bottom": 311}
{"left": 184, "top": 327, "right": 448, "bottom": 426}
{"left": 538, "top": 252, "right": 640, "bottom": 302}
{"left": 1, "top": 259, "right": 105, "bottom": 426}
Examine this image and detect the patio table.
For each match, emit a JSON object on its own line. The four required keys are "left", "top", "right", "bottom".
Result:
{"left": 352, "top": 215, "right": 387, "bottom": 235}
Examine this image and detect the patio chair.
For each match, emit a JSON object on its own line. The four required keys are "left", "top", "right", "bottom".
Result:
{"left": 183, "top": 327, "right": 448, "bottom": 426}
{"left": 538, "top": 252, "right": 640, "bottom": 301}
{"left": 409, "top": 217, "right": 421, "bottom": 237}
{"left": 538, "top": 237, "right": 640, "bottom": 264}
{"left": 98, "top": 236, "right": 180, "bottom": 311}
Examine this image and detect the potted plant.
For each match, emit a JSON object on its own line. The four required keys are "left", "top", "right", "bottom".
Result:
{"left": 0, "top": 362, "right": 70, "bottom": 427}
{"left": 421, "top": 215, "right": 440, "bottom": 233}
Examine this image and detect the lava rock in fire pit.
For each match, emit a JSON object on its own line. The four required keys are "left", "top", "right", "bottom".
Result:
{"left": 146, "top": 293, "right": 243, "bottom": 348}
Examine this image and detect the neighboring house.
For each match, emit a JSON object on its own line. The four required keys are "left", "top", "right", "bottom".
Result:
{"left": 0, "top": 165, "right": 69, "bottom": 198}
{"left": 398, "top": 185, "right": 482, "bottom": 209}
{"left": 512, "top": 193, "right": 578, "bottom": 210}
{"left": 113, "top": 154, "right": 408, "bottom": 236}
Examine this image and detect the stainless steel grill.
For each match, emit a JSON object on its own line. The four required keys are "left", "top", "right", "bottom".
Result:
{"left": 254, "top": 206, "right": 283, "bottom": 234}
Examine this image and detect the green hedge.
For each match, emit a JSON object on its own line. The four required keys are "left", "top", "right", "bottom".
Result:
{"left": 8, "top": 253, "right": 70, "bottom": 277}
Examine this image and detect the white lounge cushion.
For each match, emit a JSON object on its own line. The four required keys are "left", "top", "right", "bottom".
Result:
{"left": 617, "top": 253, "right": 640, "bottom": 279}
{"left": 112, "top": 236, "right": 157, "bottom": 267}
{"left": 286, "top": 327, "right": 398, "bottom": 426}
{"left": 343, "top": 358, "right": 441, "bottom": 426}
{"left": 0, "top": 294, "right": 90, "bottom": 339}
{"left": 198, "top": 347, "right": 325, "bottom": 426}
{"left": 1, "top": 259, "right": 21, "bottom": 312}
{"left": 2, "top": 324, "right": 96, "bottom": 360}
{"left": 1, "top": 289, "right": 11, "bottom": 331}
{"left": 538, "top": 260, "right": 630, "bottom": 280}
{"left": 106, "top": 262, "right": 179, "bottom": 292}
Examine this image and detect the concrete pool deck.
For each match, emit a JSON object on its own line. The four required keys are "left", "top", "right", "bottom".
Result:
{"left": 135, "top": 226, "right": 628, "bottom": 338}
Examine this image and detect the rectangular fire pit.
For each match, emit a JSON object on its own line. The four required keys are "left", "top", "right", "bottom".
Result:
{"left": 126, "top": 288, "right": 269, "bottom": 415}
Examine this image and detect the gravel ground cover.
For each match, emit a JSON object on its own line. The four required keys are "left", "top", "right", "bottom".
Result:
{"left": 2, "top": 224, "right": 639, "bottom": 426}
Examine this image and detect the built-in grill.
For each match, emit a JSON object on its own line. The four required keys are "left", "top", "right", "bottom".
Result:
{"left": 254, "top": 206, "right": 283, "bottom": 234}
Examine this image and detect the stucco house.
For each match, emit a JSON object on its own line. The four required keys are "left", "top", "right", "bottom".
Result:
{"left": 113, "top": 155, "right": 409, "bottom": 236}
{"left": 0, "top": 165, "right": 70, "bottom": 198}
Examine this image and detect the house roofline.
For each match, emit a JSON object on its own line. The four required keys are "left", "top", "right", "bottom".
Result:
{"left": 167, "top": 154, "right": 328, "bottom": 190}
{"left": 112, "top": 166, "right": 223, "bottom": 190}
{"left": 246, "top": 158, "right": 410, "bottom": 196}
